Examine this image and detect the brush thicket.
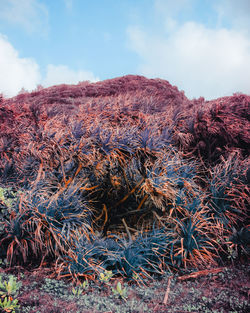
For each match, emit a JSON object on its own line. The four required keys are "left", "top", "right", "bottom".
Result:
{"left": 0, "top": 76, "right": 249, "bottom": 282}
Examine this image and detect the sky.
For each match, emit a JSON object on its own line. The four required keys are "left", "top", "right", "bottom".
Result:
{"left": 0, "top": 0, "right": 250, "bottom": 100}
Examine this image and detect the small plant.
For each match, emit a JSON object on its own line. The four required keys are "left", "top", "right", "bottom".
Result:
{"left": 112, "top": 281, "right": 127, "bottom": 301}
{"left": 0, "top": 275, "right": 21, "bottom": 298}
{"left": 227, "top": 244, "right": 238, "bottom": 263}
{"left": 72, "top": 279, "right": 89, "bottom": 296}
{"left": 0, "top": 275, "right": 21, "bottom": 313}
{"left": 0, "top": 187, "right": 18, "bottom": 209}
{"left": 0, "top": 296, "right": 19, "bottom": 313}
{"left": 99, "top": 270, "right": 113, "bottom": 284}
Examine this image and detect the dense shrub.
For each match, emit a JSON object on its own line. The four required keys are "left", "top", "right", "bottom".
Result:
{"left": 0, "top": 75, "right": 249, "bottom": 282}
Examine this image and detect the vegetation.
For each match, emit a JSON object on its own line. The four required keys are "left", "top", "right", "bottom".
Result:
{"left": 0, "top": 275, "right": 21, "bottom": 312}
{"left": 0, "top": 75, "right": 249, "bottom": 312}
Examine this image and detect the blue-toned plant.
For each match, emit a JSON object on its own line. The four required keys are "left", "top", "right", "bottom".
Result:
{"left": 90, "top": 236, "right": 124, "bottom": 275}
{"left": 29, "top": 184, "right": 93, "bottom": 258}
{"left": 0, "top": 209, "right": 37, "bottom": 265}
{"left": 168, "top": 208, "right": 218, "bottom": 268}
{"left": 57, "top": 234, "right": 103, "bottom": 281}
{"left": 206, "top": 152, "right": 247, "bottom": 228}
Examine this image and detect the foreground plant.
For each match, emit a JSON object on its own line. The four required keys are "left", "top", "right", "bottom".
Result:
{"left": 0, "top": 275, "right": 21, "bottom": 313}
{"left": 72, "top": 278, "right": 89, "bottom": 296}
{"left": 0, "top": 187, "right": 17, "bottom": 209}
{"left": 0, "top": 275, "right": 21, "bottom": 299}
{"left": 0, "top": 296, "right": 19, "bottom": 313}
{"left": 99, "top": 270, "right": 113, "bottom": 284}
{"left": 112, "top": 281, "right": 127, "bottom": 301}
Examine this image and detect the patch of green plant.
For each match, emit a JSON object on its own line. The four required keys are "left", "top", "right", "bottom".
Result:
{"left": 0, "top": 275, "right": 21, "bottom": 313}
{"left": 112, "top": 281, "right": 127, "bottom": 300}
{"left": 0, "top": 296, "right": 19, "bottom": 313}
{"left": 0, "top": 187, "right": 18, "bottom": 209}
{"left": 40, "top": 278, "right": 69, "bottom": 297}
{"left": 0, "top": 275, "right": 21, "bottom": 298}
{"left": 99, "top": 269, "right": 113, "bottom": 284}
{"left": 72, "top": 279, "right": 89, "bottom": 296}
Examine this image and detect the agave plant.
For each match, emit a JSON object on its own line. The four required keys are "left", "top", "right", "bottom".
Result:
{"left": 128, "top": 228, "right": 172, "bottom": 276}
{"left": 0, "top": 181, "right": 94, "bottom": 267}
{"left": 137, "top": 150, "right": 201, "bottom": 217}
{"left": 15, "top": 152, "right": 41, "bottom": 187}
{"left": 206, "top": 152, "right": 248, "bottom": 228}
{"left": 0, "top": 211, "right": 37, "bottom": 265}
{"left": 168, "top": 208, "right": 218, "bottom": 268}
{"left": 90, "top": 236, "right": 124, "bottom": 274}
{"left": 57, "top": 233, "right": 105, "bottom": 281}
{"left": 29, "top": 184, "right": 94, "bottom": 258}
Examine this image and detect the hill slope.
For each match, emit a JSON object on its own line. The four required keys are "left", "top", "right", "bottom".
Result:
{"left": 0, "top": 75, "right": 249, "bottom": 282}
{"left": 1, "top": 75, "right": 249, "bottom": 166}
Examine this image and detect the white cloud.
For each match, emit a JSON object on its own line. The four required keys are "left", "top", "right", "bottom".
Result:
{"left": 0, "top": 34, "right": 41, "bottom": 97}
{"left": 0, "top": 36, "right": 99, "bottom": 97}
{"left": 43, "top": 64, "right": 99, "bottom": 87}
{"left": 0, "top": 0, "right": 48, "bottom": 35}
{"left": 127, "top": 16, "right": 250, "bottom": 99}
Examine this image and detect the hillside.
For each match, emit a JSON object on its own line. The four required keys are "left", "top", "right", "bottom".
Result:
{"left": 0, "top": 75, "right": 249, "bottom": 283}
{"left": 1, "top": 75, "right": 249, "bottom": 170}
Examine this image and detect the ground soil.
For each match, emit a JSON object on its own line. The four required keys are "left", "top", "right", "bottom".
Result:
{"left": 0, "top": 262, "right": 249, "bottom": 313}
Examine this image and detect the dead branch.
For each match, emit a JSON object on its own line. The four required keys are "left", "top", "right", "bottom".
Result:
{"left": 163, "top": 275, "right": 173, "bottom": 305}
{"left": 177, "top": 267, "right": 224, "bottom": 281}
